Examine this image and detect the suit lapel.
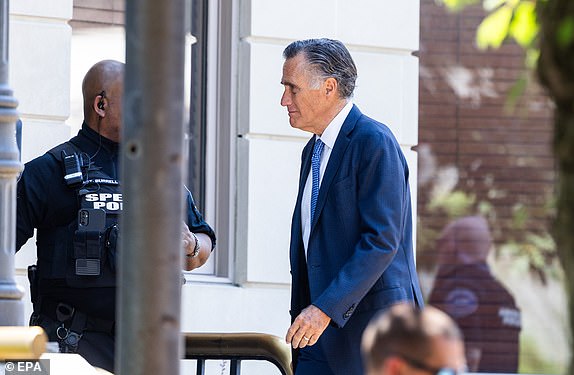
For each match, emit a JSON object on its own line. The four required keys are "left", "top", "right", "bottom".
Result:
{"left": 311, "top": 105, "right": 362, "bottom": 231}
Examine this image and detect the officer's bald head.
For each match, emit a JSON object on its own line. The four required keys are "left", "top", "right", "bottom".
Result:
{"left": 82, "top": 60, "right": 124, "bottom": 118}
{"left": 437, "top": 215, "right": 493, "bottom": 266}
{"left": 81, "top": 60, "right": 124, "bottom": 142}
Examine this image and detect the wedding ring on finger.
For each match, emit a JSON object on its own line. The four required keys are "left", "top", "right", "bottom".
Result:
{"left": 303, "top": 336, "right": 310, "bottom": 341}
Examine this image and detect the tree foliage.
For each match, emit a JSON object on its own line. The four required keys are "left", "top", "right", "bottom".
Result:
{"left": 435, "top": 0, "right": 574, "bottom": 373}
{"left": 428, "top": 0, "right": 560, "bottom": 283}
{"left": 437, "top": 0, "right": 540, "bottom": 106}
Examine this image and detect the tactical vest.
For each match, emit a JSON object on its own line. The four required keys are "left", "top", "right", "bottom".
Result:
{"left": 36, "top": 142, "right": 121, "bottom": 288}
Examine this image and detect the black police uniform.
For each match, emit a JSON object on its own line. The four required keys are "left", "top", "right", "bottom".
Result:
{"left": 429, "top": 263, "right": 521, "bottom": 373}
{"left": 16, "top": 122, "right": 216, "bottom": 372}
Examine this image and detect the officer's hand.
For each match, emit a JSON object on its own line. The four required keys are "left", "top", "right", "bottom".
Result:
{"left": 286, "top": 305, "right": 330, "bottom": 349}
{"left": 182, "top": 222, "right": 212, "bottom": 271}
{"left": 182, "top": 222, "right": 195, "bottom": 254}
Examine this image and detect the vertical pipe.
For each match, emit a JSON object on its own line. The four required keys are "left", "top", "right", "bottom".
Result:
{"left": 117, "top": 0, "right": 186, "bottom": 373}
{"left": 230, "top": 359, "right": 240, "bottom": 375}
{"left": 0, "top": 0, "right": 24, "bottom": 327}
{"left": 196, "top": 359, "right": 205, "bottom": 375}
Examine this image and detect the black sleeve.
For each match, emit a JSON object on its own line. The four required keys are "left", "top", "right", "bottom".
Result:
{"left": 185, "top": 187, "right": 216, "bottom": 250}
{"left": 16, "top": 171, "right": 36, "bottom": 251}
{"left": 16, "top": 155, "right": 56, "bottom": 251}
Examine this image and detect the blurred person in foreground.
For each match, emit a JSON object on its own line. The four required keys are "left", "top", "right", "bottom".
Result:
{"left": 362, "top": 303, "right": 467, "bottom": 375}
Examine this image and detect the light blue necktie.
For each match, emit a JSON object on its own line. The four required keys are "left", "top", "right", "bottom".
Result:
{"left": 311, "top": 138, "right": 324, "bottom": 223}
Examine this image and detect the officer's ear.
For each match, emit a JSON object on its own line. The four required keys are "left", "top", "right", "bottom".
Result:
{"left": 94, "top": 90, "right": 106, "bottom": 117}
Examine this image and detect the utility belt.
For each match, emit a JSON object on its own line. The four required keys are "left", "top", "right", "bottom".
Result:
{"left": 31, "top": 300, "right": 115, "bottom": 353}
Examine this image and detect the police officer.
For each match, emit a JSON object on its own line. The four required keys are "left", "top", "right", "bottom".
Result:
{"left": 16, "top": 60, "right": 216, "bottom": 372}
{"left": 428, "top": 216, "right": 520, "bottom": 373}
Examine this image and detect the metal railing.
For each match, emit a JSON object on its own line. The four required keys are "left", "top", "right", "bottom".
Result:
{"left": 0, "top": 326, "right": 46, "bottom": 361}
{"left": 2, "top": 328, "right": 293, "bottom": 374}
{"left": 184, "top": 332, "right": 293, "bottom": 375}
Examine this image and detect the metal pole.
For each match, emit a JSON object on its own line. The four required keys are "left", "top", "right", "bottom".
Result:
{"left": 118, "top": 0, "right": 186, "bottom": 373}
{"left": 0, "top": 0, "right": 24, "bottom": 327}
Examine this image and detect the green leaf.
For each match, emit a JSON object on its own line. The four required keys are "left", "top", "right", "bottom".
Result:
{"left": 483, "top": 0, "right": 506, "bottom": 11}
{"left": 428, "top": 190, "right": 475, "bottom": 217}
{"left": 557, "top": 16, "right": 574, "bottom": 49}
{"left": 476, "top": 5, "right": 513, "bottom": 49}
{"left": 525, "top": 232, "right": 555, "bottom": 253}
{"left": 478, "top": 200, "right": 494, "bottom": 216}
{"left": 525, "top": 47, "right": 539, "bottom": 70}
{"left": 509, "top": 1, "right": 538, "bottom": 47}
{"left": 504, "top": 75, "right": 527, "bottom": 113}
{"left": 511, "top": 202, "right": 529, "bottom": 229}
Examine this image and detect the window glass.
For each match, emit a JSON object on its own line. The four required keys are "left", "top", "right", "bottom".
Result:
{"left": 186, "top": 0, "right": 236, "bottom": 278}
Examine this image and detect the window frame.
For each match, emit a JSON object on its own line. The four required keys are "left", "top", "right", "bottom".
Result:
{"left": 185, "top": 0, "right": 237, "bottom": 282}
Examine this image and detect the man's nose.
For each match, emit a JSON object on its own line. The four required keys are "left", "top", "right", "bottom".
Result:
{"left": 280, "top": 90, "right": 291, "bottom": 106}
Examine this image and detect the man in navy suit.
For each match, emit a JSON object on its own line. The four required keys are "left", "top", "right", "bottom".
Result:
{"left": 281, "top": 38, "right": 424, "bottom": 375}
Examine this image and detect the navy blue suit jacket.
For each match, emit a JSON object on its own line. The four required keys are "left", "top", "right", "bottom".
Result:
{"left": 289, "top": 105, "right": 424, "bottom": 374}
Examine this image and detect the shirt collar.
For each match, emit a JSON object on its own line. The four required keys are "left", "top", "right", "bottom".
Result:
{"left": 317, "top": 101, "right": 353, "bottom": 149}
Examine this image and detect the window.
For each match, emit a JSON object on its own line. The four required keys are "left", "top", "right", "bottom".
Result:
{"left": 70, "top": 0, "right": 236, "bottom": 280}
{"left": 187, "top": 0, "right": 237, "bottom": 280}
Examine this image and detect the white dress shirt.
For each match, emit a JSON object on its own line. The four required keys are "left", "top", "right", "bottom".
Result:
{"left": 301, "top": 101, "right": 354, "bottom": 255}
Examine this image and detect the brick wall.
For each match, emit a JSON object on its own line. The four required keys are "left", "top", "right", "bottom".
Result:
{"left": 417, "top": 0, "right": 555, "bottom": 264}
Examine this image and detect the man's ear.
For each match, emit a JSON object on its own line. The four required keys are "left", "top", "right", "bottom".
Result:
{"left": 94, "top": 95, "right": 106, "bottom": 117}
{"left": 383, "top": 356, "right": 406, "bottom": 375}
{"left": 324, "top": 77, "right": 338, "bottom": 98}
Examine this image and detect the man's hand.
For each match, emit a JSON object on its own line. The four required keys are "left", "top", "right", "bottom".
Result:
{"left": 286, "top": 305, "right": 331, "bottom": 349}
{"left": 182, "top": 222, "right": 195, "bottom": 254}
{"left": 182, "top": 222, "right": 211, "bottom": 271}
